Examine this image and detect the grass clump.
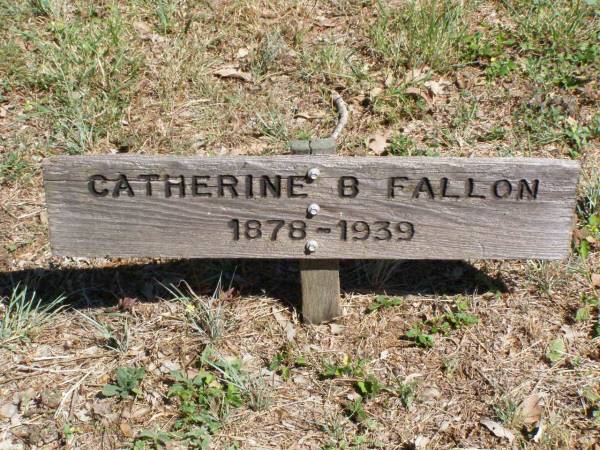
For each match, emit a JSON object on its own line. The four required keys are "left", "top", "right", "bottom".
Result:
{"left": 0, "top": 283, "right": 66, "bottom": 342}
{"left": 370, "top": 0, "right": 469, "bottom": 72}
{"left": 1, "top": 3, "right": 142, "bottom": 154}
{"left": 75, "top": 310, "right": 131, "bottom": 353}
{"left": 165, "top": 280, "right": 225, "bottom": 343}
{"left": 0, "top": 151, "right": 32, "bottom": 185}
{"left": 504, "top": 0, "right": 598, "bottom": 88}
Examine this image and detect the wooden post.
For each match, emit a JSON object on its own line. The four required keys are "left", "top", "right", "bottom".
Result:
{"left": 290, "top": 137, "right": 342, "bottom": 324}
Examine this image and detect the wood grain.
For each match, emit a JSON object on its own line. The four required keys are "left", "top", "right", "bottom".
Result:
{"left": 43, "top": 156, "right": 580, "bottom": 260}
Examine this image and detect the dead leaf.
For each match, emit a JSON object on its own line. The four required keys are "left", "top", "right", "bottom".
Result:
{"left": 368, "top": 132, "right": 389, "bottom": 155}
{"left": 414, "top": 436, "right": 429, "bottom": 450}
{"left": 315, "top": 16, "right": 336, "bottom": 27}
{"left": 119, "top": 422, "right": 134, "bottom": 438}
{"left": 236, "top": 48, "right": 249, "bottom": 59}
{"left": 118, "top": 297, "right": 136, "bottom": 312}
{"left": 133, "top": 22, "right": 163, "bottom": 43}
{"left": 592, "top": 273, "right": 600, "bottom": 288}
{"left": 214, "top": 66, "right": 252, "bottom": 82}
{"left": 519, "top": 393, "right": 542, "bottom": 425}
{"left": 404, "top": 66, "right": 430, "bottom": 83}
{"left": 425, "top": 79, "right": 450, "bottom": 96}
{"left": 480, "top": 418, "right": 515, "bottom": 442}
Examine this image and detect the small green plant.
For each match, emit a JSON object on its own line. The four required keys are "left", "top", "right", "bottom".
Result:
{"left": 102, "top": 366, "right": 145, "bottom": 399}
{"left": 164, "top": 348, "right": 250, "bottom": 447}
{"left": 0, "top": 283, "right": 66, "bottom": 341}
{"left": 494, "top": 396, "right": 519, "bottom": 426}
{"left": 405, "top": 297, "right": 478, "bottom": 347}
{"left": 0, "top": 151, "right": 31, "bottom": 185}
{"left": 581, "top": 386, "right": 600, "bottom": 427}
{"left": 367, "top": 295, "right": 403, "bottom": 313}
{"left": 390, "top": 379, "right": 418, "bottom": 408}
{"left": 133, "top": 429, "right": 173, "bottom": 450}
{"left": 343, "top": 397, "right": 368, "bottom": 423}
{"left": 406, "top": 323, "right": 436, "bottom": 348}
{"left": 355, "top": 374, "right": 382, "bottom": 399}
{"left": 164, "top": 280, "right": 225, "bottom": 343}
{"left": 485, "top": 58, "right": 516, "bottom": 78}
{"left": 75, "top": 310, "right": 131, "bottom": 352}
{"left": 269, "top": 345, "right": 306, "bottom": 381}
{"left": 575, "top": 294, "right": 600, "bottom": 338}
{"left": 321, "top": 355, "right": 366, "bottom": 379}
{"left": 546, "top": 338, "right": 566, "bottom": 364}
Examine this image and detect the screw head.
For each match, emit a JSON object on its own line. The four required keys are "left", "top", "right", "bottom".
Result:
{"left": 305, "top": 240, "right": 318, "bottom": 253}
{"left": 307, "top": 167, "right": 320, "bottom": 180}
{"left": 307, "top": 203, "right": 320, "bottom": 216}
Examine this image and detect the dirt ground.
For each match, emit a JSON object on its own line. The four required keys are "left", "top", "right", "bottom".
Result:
{"left": 1, "top": 0, "right": 599, "bottom": 449}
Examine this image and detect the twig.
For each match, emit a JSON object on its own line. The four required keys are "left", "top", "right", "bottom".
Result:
{"left": 329, "top": 91, "right": 348, "bottom": 141}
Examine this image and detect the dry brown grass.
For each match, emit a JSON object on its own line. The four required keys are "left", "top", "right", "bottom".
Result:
{"left": 1, "top": 0, "right": 599, "bottom": 448}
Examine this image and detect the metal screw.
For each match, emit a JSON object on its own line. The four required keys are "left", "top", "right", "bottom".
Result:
{"left": 305, "top": 240, "right": 318, "bottom": 253}
{"left": 307, "top": 167, "right": 320, "bottom": 180}
{"left": 307, "top": 203, "right": 320, "bottom": 216}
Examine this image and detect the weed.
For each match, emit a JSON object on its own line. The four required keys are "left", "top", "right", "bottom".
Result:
{"left": 546, "top": 338, "right": 566, "bottom": 364}
{"left": 300, "top": 43, "right": 369, "bottom": 84}
{"left": 367, "top": 295, "right": 403, "bottom": 313}
{"left": 526, "top": 261, "right": 563, "bottom": 296}
{"left": 2, "top": 3, "right": 141, "bottom": 154}
{"left": 355, "top": 374, "right": 382, "bottom": 399}
{"left": 251, "top": 31, "right": 287, "bottom": 77}
{"left": 0, "top": 151, "right": 31, "bottom": 185}
{"left": 75, "top": 310, "right": 131, "bottom": 352}
{"left": 321, "top": 354, "right": 366, "bottom": 379}
{"left": 164, "top": 347, "right": 255, "bottom": 446}
{"left": 156, "top": 0, "right": 178, "bottom": 34}
{"left": 164, "top": 280, "right": 224, "bottom": 343}
{"left": 478, "top": 126, "right": 506, "bottom": 142}
{"left": 133, "top": 430, "right": 173, "bottom": 450}
{"left": 269, "top": 345, "right": 306, "bottom": 381}
{"left": 102, "top": 366, "right": 145, "bottom": 399}
{"left": 405, "top": 297, "right": 478, "bottom": 347}
{"left": 0, "top": 283, "right": 66, "bottom": 341}
{"left": 372, "top": 86, "right": 430, "bottom": 123}
{"left": 494, "top": 396, "right": 519, "bottom": 427}
{"left": 581, "top": 386, "right": 600, "bottom": 427}
{"left": 504, "top": 0, "right": 598, "bottom": 87}
{"left": 255, "top": 110, "right": 289, "bottom": 142}
{"left": 390, "top": 379, "right": 418, "bottom": 408}
{"left": 370, "top": 0, "right": 468, "bottom": 72}
{"left": 344, "top": 397, "right": 368, "bottom": 423}
{"left": 485, "top": 58, "right": 517, "bottom": 79}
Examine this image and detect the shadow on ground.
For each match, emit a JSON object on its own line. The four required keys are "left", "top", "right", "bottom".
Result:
{"left": 0, "top": 259, "right": 507, "bottom": 311}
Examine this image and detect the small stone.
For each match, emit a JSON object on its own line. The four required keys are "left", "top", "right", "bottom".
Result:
{"left": 0, "top": 403, "right": 17, "bottom": 419}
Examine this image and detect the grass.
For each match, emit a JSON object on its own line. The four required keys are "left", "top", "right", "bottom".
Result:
{"left": 0, "top": 283, "right": 66, "bottom": 341}
{"left": 75, "top": 309, "right": 131, "bottom": 353}
{"left": 164, "top": 280, "right": 225, "bottom": 343}
{"left": 0, "top": 0, "right": 599, "bottom": 448}
{"left": 1, "top": 2, "right": 141, "bottom": 155}
{"left": 370, "top": 0, "right": 469, "bottom": 72}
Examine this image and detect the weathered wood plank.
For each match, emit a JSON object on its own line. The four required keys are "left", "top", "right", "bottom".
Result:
{"left": 299, "top": 259, "right": 341, "bottom": 323}
{"left": 43, "top": 156, "right": 580, "bottom": 260}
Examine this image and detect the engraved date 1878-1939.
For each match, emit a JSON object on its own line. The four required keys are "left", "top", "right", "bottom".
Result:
{"left": 228, "top": 219, "right": 415, "bottom": 242}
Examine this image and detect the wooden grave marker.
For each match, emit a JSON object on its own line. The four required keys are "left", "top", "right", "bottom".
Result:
{"left": 43, "top": 155, "right": 580, "bottom": 322}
